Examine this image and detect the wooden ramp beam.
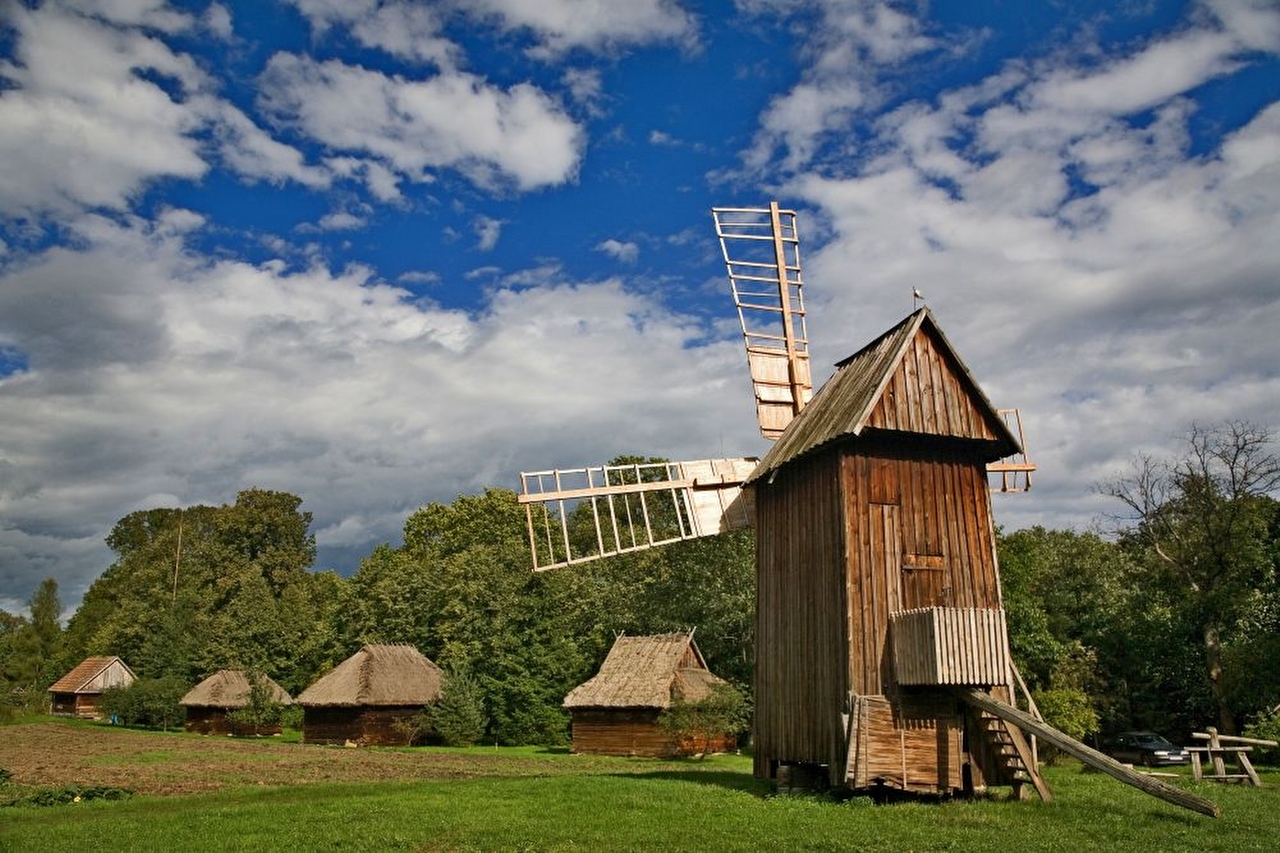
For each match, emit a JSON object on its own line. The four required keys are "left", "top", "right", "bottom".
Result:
{"left": 957, "top": 688, "right": 1220, "bottom": 818}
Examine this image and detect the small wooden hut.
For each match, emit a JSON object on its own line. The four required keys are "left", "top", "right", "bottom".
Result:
{"left": 179, "top": 670, "right": 293, "bottom": 735}
{"left": 747, "top": 308, "right": 1038, "bottom": 794}
{"left": 296, "top": 644, "right": 443, "bottom": 746}
{"left": 564, "top": 631, "right": 736, "bottom": 757}
{"left": 47, "top": 656, "right": 136, "bottom": 720}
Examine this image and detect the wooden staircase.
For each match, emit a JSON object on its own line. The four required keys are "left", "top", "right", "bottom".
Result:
{"left": 978, "top": 710, "right": 1051, "bottom": 801}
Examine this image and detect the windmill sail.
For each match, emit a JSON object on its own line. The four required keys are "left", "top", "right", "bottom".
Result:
{"left": 988, "top": 408, "right": 1036, "bottom": 492}
{"left": 518, "top": 458, "right": 757, "bottom": 572}
{"left": 712, "top": 203, "right": 812, "bottom": 439}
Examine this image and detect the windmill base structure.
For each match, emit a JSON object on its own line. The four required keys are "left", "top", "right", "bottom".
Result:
{"left": 517, "top": 205, "right": 1218, "bottom": 817}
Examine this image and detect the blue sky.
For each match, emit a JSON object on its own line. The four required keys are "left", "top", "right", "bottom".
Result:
{"left": 1, "top": 0, "right": 1278, "bottom": 614}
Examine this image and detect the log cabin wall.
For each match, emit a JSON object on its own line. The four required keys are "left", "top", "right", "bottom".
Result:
{"left": 185, "top": 707, "right": 229, "bottom": 734}
{"left": 570, "top": 709, "right": 674, "bottom": 757}
{"left": 303, "top": 706, "right": 422, "bottom": 745}
{"left": 185, "top": 708, "right": 283, "bottom": 736}
{"left": 753, "top": 449, "right": 850, "bottom": 784}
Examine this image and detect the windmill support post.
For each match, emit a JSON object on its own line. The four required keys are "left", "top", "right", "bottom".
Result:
{"left": 956, "top": 688, "right": 1221, "bottom": 818}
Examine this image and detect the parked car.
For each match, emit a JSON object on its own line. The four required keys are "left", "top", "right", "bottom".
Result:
{"left": 1107, "top": 731, "right": 1190, "bottom": 766}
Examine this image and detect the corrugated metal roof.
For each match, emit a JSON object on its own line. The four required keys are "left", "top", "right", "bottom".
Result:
{"left": 296, "top": 644, "right": 443, "bottom": 707}
{"left": 563, "top": 632, "right": 726, "bottom": 710}
{"left": 748, "top": 308, "right": 1021, "bottom": 483}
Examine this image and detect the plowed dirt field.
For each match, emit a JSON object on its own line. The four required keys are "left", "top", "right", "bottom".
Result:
{"left": 0, "top": 722, "right": 649, "bottom": 796}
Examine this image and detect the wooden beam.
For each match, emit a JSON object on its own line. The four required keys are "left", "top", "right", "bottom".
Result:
{"left": 517, "top": 479, "right": 694, "bottom": 504}
{"left": 956, "top": 688, "right": 1221, "bottom": 818}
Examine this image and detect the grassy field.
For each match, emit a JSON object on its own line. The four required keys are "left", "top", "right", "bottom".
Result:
{"left": 2, "top": 720, "right": 1278, "bottom": 852}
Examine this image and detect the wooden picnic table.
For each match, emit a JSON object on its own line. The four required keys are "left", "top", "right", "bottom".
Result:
{"left": 1187, "top": 728, "right": 1275, "bottom": 786}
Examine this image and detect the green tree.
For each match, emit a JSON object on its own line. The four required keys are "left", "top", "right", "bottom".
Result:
{"left": 1103, "top": 421, "right": 1280, "bottom": 734}
{"left": 61, "top": 490, "right": 327, "bottom": 694}
{"left": 226, "top": 669, "right": 287, "bottom": 734}
{"left": 427, "top": 667, "right": 488, "bottom": 746}
{"left": 3, "top": 579, "right": 64, "bottom": 714}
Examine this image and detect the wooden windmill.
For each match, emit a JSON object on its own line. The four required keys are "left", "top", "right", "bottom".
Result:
{"left": 518, "top": 204, "right": 1217, "bottom": 817}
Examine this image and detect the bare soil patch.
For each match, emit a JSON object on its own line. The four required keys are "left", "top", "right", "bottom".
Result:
{"left": 0, "top": 722, "right": 647, "bottom": 796}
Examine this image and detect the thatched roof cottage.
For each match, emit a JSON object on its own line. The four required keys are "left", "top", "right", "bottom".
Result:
{"left": 179, "top": 670, "right": 294, "bottom": 736}
{"left": 48, "top": 656, "right": 136, "bottom": 720}
{"left": 296, "top": 644, "right": 443, "bottom": 746}
{"left": 563, "top": 631, "right": 736, "bottom": 757}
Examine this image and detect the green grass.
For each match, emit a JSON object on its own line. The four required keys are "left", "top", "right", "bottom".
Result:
{"left": 3, "top": 758, "right": 1279, "bottom": 852}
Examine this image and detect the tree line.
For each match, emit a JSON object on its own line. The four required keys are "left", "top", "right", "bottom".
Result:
{"left": 2, "top": 422, "right": 1277, "bottom": 749}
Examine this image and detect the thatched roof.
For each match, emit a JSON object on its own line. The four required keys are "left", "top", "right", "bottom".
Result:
{"left": 48, "top": 656, "right": 136, "bottom": 694}
{"left": 179, "top": 670, "right": 293, "bottom": 708}
{"left": 748, "top": 307, "right": 1022, "bottom": 484}
{"left": 296, "top": 644, "right": 443, "bottom": 708}
{"left": 563, "top": 632, "right": 727, "bottom": 710}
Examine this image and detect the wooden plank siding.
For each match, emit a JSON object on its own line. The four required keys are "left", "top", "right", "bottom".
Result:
{"left": 866, "top": 329, "right": 1001, "bottom": 443}
{"left": 842, "top": 436, "right": 1003, "bottom": 696}
{"left": 569, "top": 709, "right": 738, "bottom": 757}
{"left": 753, "top": 449, "right": 850, "bottom": 784}
{"left": 848, "top": 693, "right": 964, "bottom": 791}
{"left": 748, "top": 309, "right": 1024, "bottom": 795}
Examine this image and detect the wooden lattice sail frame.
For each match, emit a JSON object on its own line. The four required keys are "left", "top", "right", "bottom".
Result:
{"left": 989, "top": 408, "right": 1036, "bottom": 492}
{"left": 712, "top": 202, "right": 812, "bottom": 440}
{"left": 518, "top": 458, "right": 757, "bottom": 572}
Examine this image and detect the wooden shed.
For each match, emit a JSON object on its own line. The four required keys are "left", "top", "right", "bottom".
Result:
{"left": 47, "top": 656, "right": 136, "bottom": 720}
{"left": 179, "top": 670, "right": 293, "bottom": 735}
{"left": 296, "top": 644, "right": 443, "bottom": 746}
{"left": 564, "top": 631, "right": 737, "bottom": 757}
{"left": 746, "top": 307, "right": 1036, "bottom": 794}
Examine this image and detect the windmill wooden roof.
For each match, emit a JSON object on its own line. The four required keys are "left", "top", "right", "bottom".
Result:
{"left": 296, "top": 644, "right": 443, "bottom": 708}
{"left": 179, "top": 670, "right": 293, "bottom": 708}
{"left": 748, "top": 307, "right": 1022, "bottom": 484}
{"left": 563, "top": 632, "right": 727, "bottom": 710}
{"left": 47, "top": 656, "right": 136, "bottom": 694}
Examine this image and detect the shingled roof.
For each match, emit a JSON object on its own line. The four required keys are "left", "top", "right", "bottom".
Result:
{"left": 748, "top": 307, "right": 1022, "bottom": 484}
{"left": 563, "top": 632, "right": 727, "bottom": 710}
{"left": 296, "top": 644, "right": 443, "bottom": 708}
{"left": 179, "top": 670, "right": 293, "bottom": 709}
{"left": 47, "top": 656, "right": 135, "bottom": 694}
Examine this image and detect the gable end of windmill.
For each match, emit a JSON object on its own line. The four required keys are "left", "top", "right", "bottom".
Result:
{"left": 747, "top": 307, "right": 1022, "bottom": 484}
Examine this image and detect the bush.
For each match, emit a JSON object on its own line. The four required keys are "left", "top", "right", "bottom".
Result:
{"left": 1242, "top": 707, "right": 1280, "bottom": 765}
{"left": 226, "top": 671, "right": 286, "bottom": 734}
{"left": 1033, "top": 687, "right": 1099, "bottom": 764}
{"left": 658, "top": 683, "right": 749, "bottom": 757}
{"left": 394, "top": 668, "right": 489, "bottom": 747}
{"left": 100, "top": 676, "right": 188, "bottom": 730}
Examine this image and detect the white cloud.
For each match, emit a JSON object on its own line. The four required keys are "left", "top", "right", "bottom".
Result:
{"left": 741, "top": 0, "right": 937, "bottom": 173}
{"left": 257, "top": 54, "right": 584, "bottom": 192}
{"left": 596, "top": 238, "right": 640, "bottom": 264}
{"left": 474, "top": 215, "right": 504, "bottom": 251}
{"left": 466, "top": 0, "right": 699, "bottom": 56}
{"left": 774, "top": 3, "right": 1280, "bottom": 535}
{"left": 316, "top": 211, "right": 368, "bottom": 231}
{"left": 65, "top": 0, "right": 196, "bottom": 33}
{"left": 0, "top": 217, "right": 759, "bottom": 604}
{"left": 0, "top": 5, "right": 326, "bottom": 220}
{"left": 286, "top": 0, "right": 460, "bottom": 68}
